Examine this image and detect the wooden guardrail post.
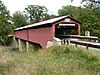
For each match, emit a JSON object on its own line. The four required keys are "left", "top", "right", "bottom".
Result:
{"left": 63, "top": 39, "right": 66, "bottom": 44}
{"left": 86, "top": 45, "right": 88, "bottom": 50}
{"left": 75, "top": 44, "right": 78, "bottom": 47}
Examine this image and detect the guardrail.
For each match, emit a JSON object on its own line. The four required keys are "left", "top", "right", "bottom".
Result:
{"left": 57, "top": 35, "right": 98, "bottom": 41}
{"left": 70, "top": 40, "right": 100, "bottom": 49}
{"left": 57, "top": 35, "right": 100, "bottom": 49}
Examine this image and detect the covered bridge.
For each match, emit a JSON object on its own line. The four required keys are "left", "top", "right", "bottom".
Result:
{"left": 14, "top": 15, "right": 81, "bottom": 51}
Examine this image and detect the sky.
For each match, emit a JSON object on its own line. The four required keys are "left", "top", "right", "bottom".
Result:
{"left": 2, "top": 0, "right": 82, "bottom": 15}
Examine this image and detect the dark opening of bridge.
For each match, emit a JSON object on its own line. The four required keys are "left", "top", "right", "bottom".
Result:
{"left": 55, "top": 22, "right": 78, "bottom": 38}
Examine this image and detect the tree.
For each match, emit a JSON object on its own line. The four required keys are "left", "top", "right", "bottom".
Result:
{"left": 12, "top": 11, "right": 28, "bottom": 28}
{"left": 71, "top": 0, "right": 100, "bottom": 8}
{"left": 58, "top": 5, "right": 100, "bottom": 37}
{"left": 83, "top": 0, "right": 100, "bottom": 9}
{"left": 25, "top": 5, "right": 48, "bottom": 23}
{"left": 81, "top": 0, "right": 100, "bottom": 37}
{"left": 58, "top": 5, "right": 77, "bottom": 17}
{"left": 0, "top": 0, "right": 13, "bottom": 45}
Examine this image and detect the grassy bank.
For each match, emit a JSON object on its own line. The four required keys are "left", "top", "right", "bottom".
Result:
{"left": 0, "top": 45, "right": 100, "bottom": 75}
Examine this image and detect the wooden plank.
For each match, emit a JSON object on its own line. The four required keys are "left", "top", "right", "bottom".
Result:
{"left": 57, "top": 35, "right": 98, "bottom": 40}
{"left": 70, "top": 40, "right": 100, "bottom": 49}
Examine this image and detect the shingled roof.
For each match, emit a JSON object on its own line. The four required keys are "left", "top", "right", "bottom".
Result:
{"left": 14, "top": 15, "right": 81, "bottom": 31}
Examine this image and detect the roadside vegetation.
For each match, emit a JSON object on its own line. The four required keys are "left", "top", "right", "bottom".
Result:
{"left": 0, "top": 45, "right": 100, "bottom": 75}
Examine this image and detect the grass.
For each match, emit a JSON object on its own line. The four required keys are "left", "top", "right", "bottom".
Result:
{"left": 0, "top": 45, "right": 100, "bottom": 75}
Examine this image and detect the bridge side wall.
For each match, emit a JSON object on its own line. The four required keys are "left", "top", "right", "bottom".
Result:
{"left": 28, "top": 27, "right": 53, "bottom": 48}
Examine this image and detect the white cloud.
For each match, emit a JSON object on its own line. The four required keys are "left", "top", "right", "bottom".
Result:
{"left": 2, "top": 0, "right": 82, "bottom": 15}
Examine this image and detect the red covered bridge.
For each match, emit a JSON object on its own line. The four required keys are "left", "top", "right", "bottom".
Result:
{"left": 14, "top": 15, "right": 81, "bottom": 51}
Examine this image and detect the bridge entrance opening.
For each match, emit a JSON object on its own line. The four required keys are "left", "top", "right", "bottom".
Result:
{"left": 55, "top": 23, "right": 78, "bottom": 37}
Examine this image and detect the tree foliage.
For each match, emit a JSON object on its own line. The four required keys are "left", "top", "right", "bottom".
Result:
{"left": 25, "top": 5, "right": 48, "bottom": 23}
{"left": 12, "top": 11, "right": 28, "bottom": 28}
{"left": 83, "top": 0, "right": 100, "bottom": 8}
{"left": 58, "top": 5, "right": 77, "bottom": 17}
{"left": 0, "top": 0, "right": 13, "bottom": 45}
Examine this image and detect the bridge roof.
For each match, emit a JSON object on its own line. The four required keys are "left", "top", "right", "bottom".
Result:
{"left": 14, "top": 15, "right": 81, "bottom": 31}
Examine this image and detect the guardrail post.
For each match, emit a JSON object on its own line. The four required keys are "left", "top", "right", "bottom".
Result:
{"left": 64, "top": 39, "right": 66, "bottom": 44}
{"left": 86, "top": 45, "right": 88, "bottom": 49}
{"left": 75, "top": 44, "right": 77, "bottom": 47}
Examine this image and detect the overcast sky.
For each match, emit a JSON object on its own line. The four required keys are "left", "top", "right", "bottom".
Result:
{"left": 2, "top": 0, "right": 82, "bottom": 15}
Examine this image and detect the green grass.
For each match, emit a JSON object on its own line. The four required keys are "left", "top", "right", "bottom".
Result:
{"left": 0, "top": 45, "right": 100, "bottom": 75}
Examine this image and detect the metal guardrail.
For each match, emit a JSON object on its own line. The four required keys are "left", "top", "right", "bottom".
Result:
{"left": 57, "top": 35, "right": 100, "bottom": 49}
{"left": 70, "top": 40, "right": 100, "bottom": 49}
{"left": 57, "top": 35, "right": 98, "bottom": 40}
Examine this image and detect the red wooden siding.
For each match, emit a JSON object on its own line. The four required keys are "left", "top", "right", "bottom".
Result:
{"left": 28, "top": 27, "right": 53, "bottom": 48}
{"left": 14, "top": 30, "right": 28, "bottom": 41}
{"left": 14, "top": 27, "right": 53, "bottom": 48}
